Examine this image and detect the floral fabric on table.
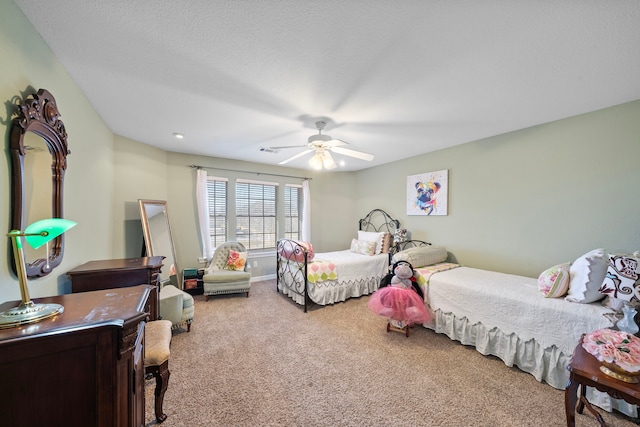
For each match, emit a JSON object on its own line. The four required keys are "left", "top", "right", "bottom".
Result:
{"left": 582, "top": 328, "right": 640, "bottom": 373}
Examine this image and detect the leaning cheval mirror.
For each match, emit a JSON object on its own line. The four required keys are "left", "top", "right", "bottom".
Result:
{"left": 139, "top": 199, "right": 180, "bottom": 287}
{"left": 10, "top": 88, "right": 70, "bottom": 278}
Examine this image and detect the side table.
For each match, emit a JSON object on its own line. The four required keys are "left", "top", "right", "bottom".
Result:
{"left": 565, "top": 336, "right": 640, "bottom": 426}
{"left": 183, "top": 267, "right": 204, "bottom": 295}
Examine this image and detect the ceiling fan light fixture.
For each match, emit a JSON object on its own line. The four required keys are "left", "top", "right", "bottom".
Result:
{"left": 308, "top": 149, "right": 337, "bottom": 170}
{"left": 309, "top": 153, "right": 323, "bottom": 170}
{"left": 322, "top": 151, "right": 337, "bottom": 169}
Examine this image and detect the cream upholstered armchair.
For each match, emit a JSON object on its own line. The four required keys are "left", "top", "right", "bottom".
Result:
{"left": 203, "top": 242, "right": 251, "bottom": 300}
{"left": 159, "top": 278, "right": 195, "bottom": 332}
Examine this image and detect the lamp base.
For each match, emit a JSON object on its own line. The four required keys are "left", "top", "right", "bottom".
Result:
{"left": 0, "top": 300, "right": 64, "bottom": 329}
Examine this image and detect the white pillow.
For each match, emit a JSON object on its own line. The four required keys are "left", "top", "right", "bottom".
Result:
{"left": 357, "top": 231, "right": 385, "bottom": 255}
{"left": 565, "top": 248, "right": 608, "bottom": 303}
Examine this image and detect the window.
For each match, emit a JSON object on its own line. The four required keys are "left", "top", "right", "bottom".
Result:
{"left": 206, "top": 176, "right": 227, "bottom": 248}
{"left": 236, "top": 180, "right": 277, "bottom": 250}
{"left": 284, "top": 185, "right": 302, "bottom": 241}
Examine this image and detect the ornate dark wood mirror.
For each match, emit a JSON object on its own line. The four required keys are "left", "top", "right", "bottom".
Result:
{"left": 10, "top": 89, "right": 70, "bottom": 278}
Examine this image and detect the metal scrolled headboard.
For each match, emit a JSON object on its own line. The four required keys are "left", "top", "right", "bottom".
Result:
{"left": 358, "top": 209, "right": 400, "bottom": 233}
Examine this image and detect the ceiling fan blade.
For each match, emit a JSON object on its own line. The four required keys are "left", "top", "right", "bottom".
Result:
{"left": 268, "top": 144, "right": 308, "bottom": 150}
{"left": 330, "top": 146, "right": 374, "bottom": 161}
{"left": 325, "top": 139, "right": 347, "bottom": 147}
{"left": 279, "top": 149, "right": 314, "bottom": 165}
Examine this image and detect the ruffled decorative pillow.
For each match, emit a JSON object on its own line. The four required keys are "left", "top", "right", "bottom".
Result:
{"left": 565, "top": 249, "right": 608, "bottom": 303}
{"left": 381, "top": 233, "right": 393, "bottom": 254}
{"left": 350, "top": 238, "right": 376, "bottom": 256}
{"left": 538, "top": 262, "right": 570, "bottom": 298}
{"left": 224, "top": 250, "right": 247, "bottom": 270}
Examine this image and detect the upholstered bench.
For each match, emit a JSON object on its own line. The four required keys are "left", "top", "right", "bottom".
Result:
{"left": 144, "top": 319, "right": 172, "bottom": 423}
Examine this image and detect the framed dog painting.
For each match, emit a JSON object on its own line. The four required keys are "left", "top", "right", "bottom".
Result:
{"left": 406, "top": 170, "right": 448, "bottom": 216}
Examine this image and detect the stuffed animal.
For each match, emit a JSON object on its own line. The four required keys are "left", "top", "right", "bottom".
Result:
{"left": 390, "top": 261, "right": 414, "bottom": 287}
{"left": 368, "top": 259, "right": 430, "bottom": 332}
{"left": 380, "top": 260, "right": 424, "bottom": 299}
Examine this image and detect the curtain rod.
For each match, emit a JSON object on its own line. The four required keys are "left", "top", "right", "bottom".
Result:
{"left": 188, "top": 165, "right": 311, "bottom": 181}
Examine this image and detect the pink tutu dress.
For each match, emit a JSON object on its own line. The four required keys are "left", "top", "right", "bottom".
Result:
{"left": 368, "top": 285, "right": 430, "bottom": 325}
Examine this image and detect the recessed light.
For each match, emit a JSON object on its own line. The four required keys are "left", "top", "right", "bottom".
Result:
{"left": 173, "top": 133, "right": 184, "bottom": 139}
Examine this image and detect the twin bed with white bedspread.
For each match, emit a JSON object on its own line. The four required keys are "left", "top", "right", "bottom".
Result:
{"left": 276, "top": 209, "right": 398, "bottom": 312}
{"left": 394, "top": 241, "right": 635, "bottom": 415}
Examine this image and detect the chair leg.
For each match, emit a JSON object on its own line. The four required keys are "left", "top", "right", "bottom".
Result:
{"left": 205, "top": 294, "right": 209, "bottom": 301}
{"left": 186, "top": 319, "right": 192, "bottom": 332}
{"left": 246, "top": 291, "right": 250, "bottom": 297}
{"left": 146, "top": 360, "right": 170, "bottom": 423}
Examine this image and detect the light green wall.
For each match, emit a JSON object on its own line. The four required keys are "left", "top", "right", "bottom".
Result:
{"left": 356, "top": 100, "right": 640, "bottom": 277}
{"left": 1, "top": 0, "right": 639, "bottom": 305}
{"left": 0, "top": 0, "right": 114, "bottom": 301}
{"left": 158, "top": 152, "right": 357, "bottom": 278}
{"left": 109, "top": 140, "right": 359, "bottom": 279}
{"left": 112, "top": 135, "right": 168, "bottom": 259}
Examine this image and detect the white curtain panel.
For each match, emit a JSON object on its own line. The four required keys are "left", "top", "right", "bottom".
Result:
{"left": 196, "top": 169, "right": 212, "bottom": 259}
{"left": 302, "top": 180, "right": 311, "bottom": 242}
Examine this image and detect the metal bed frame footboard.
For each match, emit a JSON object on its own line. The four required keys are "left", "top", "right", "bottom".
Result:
{"left": 276, "top": 209, "right": 401, "bottom": 312}
{"left": 276, "top": 239, "right": 313, "bottom": 312}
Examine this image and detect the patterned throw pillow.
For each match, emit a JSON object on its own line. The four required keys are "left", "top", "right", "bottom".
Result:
{"left": 357, "top": 231, "right": 385, "bottom": 254}
{"left": 350, "top": 238, "right": 376, "bottom": 256}
{"left": 277, "top": 241, "right": 314, "bottom": 262}
{"left": 538, "top": 262, "right": 571, "bottom": 298}
{"left": 224, "top": 250, "right": 247, "bottom": 270}
{"left": 393, "top": 228, "right": 408, "bottom": 244}
{"left": 295, "top": 241, "right": 315, "bottom": 262}
{"left": 599, "top": 253, "right": 640, "bottom": 302}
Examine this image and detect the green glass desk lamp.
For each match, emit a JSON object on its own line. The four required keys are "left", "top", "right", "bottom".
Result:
{"left": 0, "top": 218, "right": 77, "bottom": 329}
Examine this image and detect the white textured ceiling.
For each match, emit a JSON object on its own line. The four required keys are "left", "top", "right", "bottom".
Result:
{"left": 13, "top": 0, "right": 640, "bottom": 171}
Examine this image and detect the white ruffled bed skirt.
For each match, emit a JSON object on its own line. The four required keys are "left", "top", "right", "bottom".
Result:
{"left": 278, "top": 276, "right": 381, "bottom": 306}
{"left": 428, "top": 308, "right": 638, "bottom": 417}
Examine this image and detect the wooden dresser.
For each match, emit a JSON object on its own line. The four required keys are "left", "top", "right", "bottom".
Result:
{"left": 67, "top": 256, "right": 164, "bottom": 320}
{"left": 0, "top": 285, "right": 151, "bottom": 427}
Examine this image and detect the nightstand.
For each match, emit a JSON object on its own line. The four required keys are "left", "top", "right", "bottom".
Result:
{"left": 183, "top": 267, "right": 204, "bottom": 295}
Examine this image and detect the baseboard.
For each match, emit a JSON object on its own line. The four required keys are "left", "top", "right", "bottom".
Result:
{"left": 251, "top": 274, "right": 276, "bottom": 283}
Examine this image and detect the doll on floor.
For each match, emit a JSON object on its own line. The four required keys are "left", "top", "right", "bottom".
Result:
{"left": 368, "top": 260, "right": 430, "bottom": 335}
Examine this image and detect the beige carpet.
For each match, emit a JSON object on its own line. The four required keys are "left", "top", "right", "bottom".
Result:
{"left": 145, "top": 280, "right": 638, "bottom": 426}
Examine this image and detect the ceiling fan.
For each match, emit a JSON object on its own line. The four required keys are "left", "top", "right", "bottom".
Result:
{"left": 268, "top": 120, "right": 374, "bottom": 170}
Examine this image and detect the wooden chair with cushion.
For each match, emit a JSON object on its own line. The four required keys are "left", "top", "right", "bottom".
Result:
{"left": 203, "top": 242, "right": 251, "bottom": 300}
{"left": 144, "top": 319, "right": 172, "bottom": 423}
